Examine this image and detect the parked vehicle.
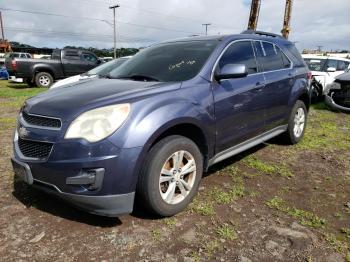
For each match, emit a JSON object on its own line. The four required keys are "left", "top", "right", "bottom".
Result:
{"left": 11, "top": 31, "right": 310, "bottom": 217}
{"left": 5, "top": 49, "right": 101, "bottom": 88}
{"left": 0, "top": 58, "right": 9, "bottom": 80}
{"left": 4, "top": 52, "right": 32, "bottom": 59}
{"left": 50, "top": 56, "right": 131, "bottom": 89}
{"left": 325, "top": 69, "right": 350, "bottom": 112}
{"left": 302, "top": 54, "right": 350, "bottom": 99}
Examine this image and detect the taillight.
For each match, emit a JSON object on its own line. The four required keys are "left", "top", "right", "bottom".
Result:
{"left": 307, "top": 71, "right": 312, "bottom": 80}
{"left": 11, "top": 59, "right": 17, "bottom": 71}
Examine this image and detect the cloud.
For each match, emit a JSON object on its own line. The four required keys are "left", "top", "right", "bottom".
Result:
{"left": 1, "top": 0, "right": 349, "bottom": 51}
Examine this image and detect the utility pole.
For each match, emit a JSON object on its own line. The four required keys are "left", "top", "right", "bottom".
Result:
{"left": 247, "top": 0, "right": 261, "bottom": 31}
{"left": 109, "top": 4, "right": 120, "bottom": 59}
{"left": 281, "top": 0, "right": 293, "bottom": 39}
{"left": 202, "top": 23, "right": 211, "bottom": 36}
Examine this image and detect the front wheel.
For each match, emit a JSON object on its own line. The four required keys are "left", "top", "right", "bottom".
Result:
{"left": 35, "top": 72, "right": 53, "bottom": 88}
{"left": 137, "top": 135, "right": 203, "bottom": 217}
{"left": 282, "top": 100, "right": 307, "bottom": 144}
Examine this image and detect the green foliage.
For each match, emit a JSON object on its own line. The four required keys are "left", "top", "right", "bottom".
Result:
{"left": 266, "top": 196, "right": 326, "bottom": 228}
{"left": 243, "top": 156, "right": 293, "bottom": 178}
{"left": 216, "top": 224, "right": 237, "bottom": 241}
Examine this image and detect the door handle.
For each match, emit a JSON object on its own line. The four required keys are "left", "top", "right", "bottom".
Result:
{"left": 253, "top": 82, "right": 265, "bottom": 91}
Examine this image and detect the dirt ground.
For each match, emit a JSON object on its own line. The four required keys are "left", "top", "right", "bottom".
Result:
{"left": 0, "top": 81, "right": 349, "bottom": 262}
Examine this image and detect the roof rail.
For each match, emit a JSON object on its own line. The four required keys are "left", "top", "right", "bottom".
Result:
{"left": 241, "top": 30, "right": 284, "bottom": 39}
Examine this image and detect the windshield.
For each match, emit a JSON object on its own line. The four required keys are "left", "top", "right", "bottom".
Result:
{"left": 304, "top": 58, "right": 326, "bottom": 72}
{"left": 86, "top": 58, "right": 129, "bottom": 76}
{"left": 109, "top": 40, "right": 219, "bottom": 82}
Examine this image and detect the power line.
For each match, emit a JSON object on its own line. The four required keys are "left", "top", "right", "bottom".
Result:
{"left": 4, "top": 26, "right": 157, "bottom": 43}
{"left": 69, "top": 0, "right": 234, "bottom": 30}
{"left": 0, "top": 7, "right": 202, "bottom": 35}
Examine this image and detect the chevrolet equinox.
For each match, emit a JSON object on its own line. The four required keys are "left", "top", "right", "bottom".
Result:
{"left": 12, "top": 31, "right": 311, "bottom": 217}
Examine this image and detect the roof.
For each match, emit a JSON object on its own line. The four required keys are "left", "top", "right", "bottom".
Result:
{"left": 159, "top": 31, "right": 291, "bottom": 46}
{"left": 302, "top": 54, "right": 350, "bottom": 62}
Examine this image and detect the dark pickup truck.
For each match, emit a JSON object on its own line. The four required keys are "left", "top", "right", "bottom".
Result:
{"left": 5, "top": 49, "right": 101, "bottom": 88}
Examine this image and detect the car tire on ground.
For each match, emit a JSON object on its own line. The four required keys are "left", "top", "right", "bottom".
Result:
{"left": 283, "top": 100, "right": 307, "bottom": 145}
{"left": 35, "top": 72, "right": 53, "bottom": 88}
{"left": 137, "top": 135, "right": 203, "bottom": 217}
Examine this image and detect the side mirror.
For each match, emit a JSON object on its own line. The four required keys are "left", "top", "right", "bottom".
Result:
{"left": 215, "top": 64, "right": 248, "bottom": 81}
{"left": 97, "top": 59, "right": 102, "bottom": 65}
{"left": 327, "top": 67, "right": 336, "bottom": 72}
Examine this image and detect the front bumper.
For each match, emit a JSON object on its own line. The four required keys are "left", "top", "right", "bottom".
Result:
{"left": 12, "top": 157, "right": 135, "bottom": 216}
{"left": 325, "top": 94, "right": 350, "bottom": 113}
{"left": 12, "top": 116, "right": 143, "bottom": 216}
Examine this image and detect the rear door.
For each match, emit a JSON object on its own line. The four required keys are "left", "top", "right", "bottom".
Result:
{"left": 212, "top": 40, "right": 267, "bottom": 152}
{"left": 61, "top": 50, "right": 83, "bottom": 76}
{"left": 254, "top": 41, "right": 294, "bottom": 130}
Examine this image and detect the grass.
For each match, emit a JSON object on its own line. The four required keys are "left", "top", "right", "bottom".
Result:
{"left": 0, "top": 117, "right": 16, "bottom": 129}
{"left": 297, "top": 106, "right": 350, "bottom": 150}
{"left": 216, "top": 224, "right": 237, "bottom": 241}
{"left": 151, "top": 229, "right": 162, "bottom": 241}
{"left": 190, "top": 199, "right": 215, "bottom": 216}
{"left": 210, "top": 184, "right": 245, "bottom": 205}
{"left": 243, "top": 156, "right": 293, "bottom": 178}
{"left": 266, "top": 196, "right": 326, "bottom": 228}
{"left": 340, "top": 228, "right": 350, "bottom": 239}
{"left": 0, "top": 81, "right": 46, "bottom": 98}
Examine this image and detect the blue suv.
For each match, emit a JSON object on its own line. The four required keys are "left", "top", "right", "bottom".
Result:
{"left": 12, "top": 31, "right": 311, "bottom": 217}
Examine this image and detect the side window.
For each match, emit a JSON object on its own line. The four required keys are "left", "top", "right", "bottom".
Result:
{"left": 218, "top": 41, "right": 258, "bottom": 74}
{"left": 281, "top": 51, "right": 291, "bottom": 68}
{"left": 260, "top": 42, "right": 285, "bottom": 71}
{"left": 63, "top": 50, "right": 80, "bottom": 60}
{"left": 326, "top": 59, "right": 338, "bottom": 70}
{"left": 337, "top": 60, "right": 349, "bottom": 71}
{"left": 20, "top": 54, "right": 26, "bottom": 58}
{"left": 82, "top": 53, "right": 98, "bottom": 63}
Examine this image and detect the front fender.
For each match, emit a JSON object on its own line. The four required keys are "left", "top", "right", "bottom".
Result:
{"left": 109, "top": 98, "right": 215, "bottom": 150}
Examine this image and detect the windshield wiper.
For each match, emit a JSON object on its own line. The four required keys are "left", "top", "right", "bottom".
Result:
{"left": 116, "top": 74, "right": 160, "bottom": 82}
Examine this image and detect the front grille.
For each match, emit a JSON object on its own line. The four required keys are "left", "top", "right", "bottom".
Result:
{"left": 18, "top": 137, "right": 53, "bottom": 159}
{"left": 332, "top": 83, "right": 350, "bottom": 107}
{"left": 22, "top": 111, "right": 61, "bottom": 129}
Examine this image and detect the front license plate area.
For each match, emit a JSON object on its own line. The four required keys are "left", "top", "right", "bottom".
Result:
{"left": 11, "top": 159, "right": 33, "bottom": 185}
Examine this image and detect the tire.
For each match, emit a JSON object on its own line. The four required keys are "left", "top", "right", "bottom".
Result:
{"left": 35, "top": 72, "right": 53, "bottom": 88}
{"left": 282, "top": 100, "right": 307, "bottom": 144}
{"left": 137, "top": 135, "right": 203, "bottom": 217}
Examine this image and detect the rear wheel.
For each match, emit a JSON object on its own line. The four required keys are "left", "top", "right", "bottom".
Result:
{"left": 137, "top": 135, "right": 203, "bottom": 217}
{"left": 35, "top": 72, "right": 53, "bottom": 88}
{"left": 282, "top": 100, "right": 307, "bottom": 144}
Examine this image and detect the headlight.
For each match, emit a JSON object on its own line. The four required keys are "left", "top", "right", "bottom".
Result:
{"left": 65, "top": 104, "right": 130, "bottom": 142}
{"left": 324, "top": 82, "right": 341, "bottom": 94}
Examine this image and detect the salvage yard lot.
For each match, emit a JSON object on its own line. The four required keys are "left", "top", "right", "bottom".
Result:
{"left": 0, "top": 80, "right": 349, "bottom": 261}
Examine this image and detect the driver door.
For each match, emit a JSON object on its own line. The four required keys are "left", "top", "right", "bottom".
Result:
{"left": 212, "top": 41, "right": 267, "bottom": 153}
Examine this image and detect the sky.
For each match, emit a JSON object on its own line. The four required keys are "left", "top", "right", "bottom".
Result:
{"left": 1, "top": 0, "right": 349, "bottom": 51}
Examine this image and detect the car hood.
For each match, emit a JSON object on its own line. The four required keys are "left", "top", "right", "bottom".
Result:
{"left": 24, "top": 78, "right": 181, "bottom": 121}
{"left": 335, "top": 72, "right": 350, "bottom": 82}
{"left": 50, "top": 74, "right": 94, "bottom": 89}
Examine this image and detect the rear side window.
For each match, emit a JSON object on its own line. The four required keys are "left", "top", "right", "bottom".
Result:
{"left": 63, "top": 50, "right": 80, "bottom": 60}
{"left": 336, "top": 60, "right": 349, "bottom": 71}
{"left": 256, "top": 42, "right": 285, "bottom": 71}
{"left": 284, "top": 43, "right": 304, "bottom": 67}
{"left": 219, "top": 41, "right": 258, "bottom": 74}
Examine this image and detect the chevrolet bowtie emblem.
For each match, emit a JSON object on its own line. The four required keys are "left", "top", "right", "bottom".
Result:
{"left": 18, "top": 127, "right": 29, "bottom": 138}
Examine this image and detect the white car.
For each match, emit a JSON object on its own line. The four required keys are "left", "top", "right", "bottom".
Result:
{"left": 50, "top": 56, "right": 131, "bottom": 89}
{"left": 302, "top": 54, "right": 350, "bottom": 96}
